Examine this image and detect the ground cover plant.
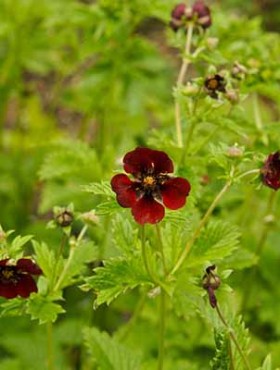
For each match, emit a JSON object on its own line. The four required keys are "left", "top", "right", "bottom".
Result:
{"left": 0, "top": 0, "right": 280, "bottom": 369}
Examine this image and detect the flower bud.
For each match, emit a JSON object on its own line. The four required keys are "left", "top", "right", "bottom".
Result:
{"left": 226, "top": 145, "right": 244, "bottom": 158}
{"left": 202, "top": 265, "right": 221, "bottom": 308}
{"left": 55, "top": 210, "right": 74, "bottom": 227}
{"left": 225, "top": 90, "right": 239, "bottom": 104}
{"left": 192, "top": 0, "right": 212, "bottom": 29}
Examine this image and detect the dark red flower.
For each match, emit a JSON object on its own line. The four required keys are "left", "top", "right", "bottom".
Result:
{"left": 261, "top": 151, "right": 280, "bottom": 190}
{"left": 0, "top": 258, "right": 42, "bottom": 299}
{"left": 192, "top": 0, "right": 212, "bottom": 29}
{"left": 111, "top": 147, "right": 191, "bottom": 225}
{"left": 204, "top": 74, "right": 226, "bottom": 99}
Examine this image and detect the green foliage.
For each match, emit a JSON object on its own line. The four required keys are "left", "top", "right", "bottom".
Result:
{"left": 84, "top": 327, "right": 141, "bottom": 370}
{"left": 211, "top": 329, "right": 231, "bottom": 370}
{"left": 26, "top": 294, "right": 65, "bottom": 324}
{"left": 83, "top": 257, "right": 150, "bottom": 308}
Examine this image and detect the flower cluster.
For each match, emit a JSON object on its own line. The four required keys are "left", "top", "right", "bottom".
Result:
{"left": 261, "top": 151, "right": 280, "bottom": 190}
{"left": 0, "top": 258, "right": 42, "bottom": 299}
{"left": 170, "top": 1, "right": 211, "bottom": 32}
{"left": 111, "top": 147, "right": 191, "bottom": 225}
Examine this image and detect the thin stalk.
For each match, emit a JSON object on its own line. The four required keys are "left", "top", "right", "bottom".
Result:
{"left": 174, "top": 23, "right": 194, "bottom": 147}
{"left": 216, "top": 305, "right": 252, "bottom": 370}
{"left": 228, "top": 334, "right": 235, "bottom": 370}
{"left": 170, "top": 179, "right": 232, "bottom": 276}
{"left": 141, "top": 226, "right": 158, "bottom": 285}
{"left": 158, "top": 290, "right": 166, "bottom": 370}
{"left": 236, "top": 169, "right": 260, "bottom": 181}
{"left": 155, "top": 224, "right": 167, "bottom": 274}
{"left": 47, "top": 322, "right": 54, "bottom": 370}
{"left": 53, "top": 225, "right": 88, "bottom": 292}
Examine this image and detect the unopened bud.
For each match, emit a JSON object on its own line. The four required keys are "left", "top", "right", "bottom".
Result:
{"left": 55, "top": 210, "right": 74, "bottom": 228}
{"left": 226, "top": 146, "right": 244, "bottom": 158}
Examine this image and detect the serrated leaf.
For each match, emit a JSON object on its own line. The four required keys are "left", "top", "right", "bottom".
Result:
{"left": 83, "top": 258, "right": 150, "bottom": 307}
{"left": 82, "top": 181, "right": 114, "bottom": 197}
{"left": 84, "top": 327, "right": 141, "bottom": 370}
{"left": 211, "top": 329, "right": 231, "bottom": 370}
{"left": 26, "top": 294, "right": 65, "bottom": 324}
{"left": 188, "top": 220, "right": 240, "bottom": 267}
{"left": 8, "top": 235, "right": 33, "bottom": 258}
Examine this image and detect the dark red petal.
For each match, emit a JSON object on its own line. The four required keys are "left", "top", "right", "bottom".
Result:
{"left": 16, "top": 259, "right": 42, "bottom": 275}
{"left": 131, "top": 196, "right": 165, "bottom": 225}
{"left": 16, "top": 275, "right": 38, "bottom": 298}
{"left": 123, "top": 147, "right": 174, "bottom": 175}
{"left": 111, "top": 174, "right": 137, "bottom": 207}
{"left": 0, "top": 259, "right": 10, "bottom": 267}
{"left": 161, "top": 177, "right": 191, "bottom": 210}
{"left": 0, "top": 282, "right": 18, "bottom": 299}
{"left": 171, "top": 3, "right": 186, "bottom": 19}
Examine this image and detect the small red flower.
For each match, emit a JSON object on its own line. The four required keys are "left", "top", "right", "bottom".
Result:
{"left": 192, "top": 0, "right": 212, "bottom": 29}
{"left": 261, "top": 151, "right": 280, "bottom": 190}
{"left": 0, "top": 258, "right": 42, "bottom": 299}
{"left": 204, "top": 74, "right": 226, "bottom": 99}
{"left": 111, "top": 147, "right": 191, "bottom": 225}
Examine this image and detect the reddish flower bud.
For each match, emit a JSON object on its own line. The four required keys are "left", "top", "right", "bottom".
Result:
{"left": 170, "top": 3, "right": 188, "bottom": 32}
{"left": 261, "top": 151, "right": 280, "bottom": 190}
{"left": 55, "top": 210, "right": 74, "bottom": 227}
{"left": 192, "top": 0, "right": 212, "bottom": 29}
{"left": 202, "top": 265, "right": 221, "bottom": 308}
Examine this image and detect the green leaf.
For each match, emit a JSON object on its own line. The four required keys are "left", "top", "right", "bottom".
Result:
{"left": 83, "top": 327, "right": 141, "bottom": 370}
{"left": 82, "top": 181, "right": 114, "bottom": 197}
{"left": 26, "top": 294, "right": 65, "bottom": 324}
{"left": 83, "top": 257, "right": 150, "bottom": 307}
{"left": 8, "top": 235, "right": 33, "bottom": 258}
{"left": 188, "top": 220, "right": 240, "bottom": 268}
{"left": 210, "top": 329, "right": 231, "bottom": 370}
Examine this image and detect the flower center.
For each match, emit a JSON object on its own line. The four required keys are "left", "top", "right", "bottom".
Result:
{"left": 0, "top": 266, "right": 18, "bottom": 283}
{"left": 207, "top": 78, "right": 218, "bottom": 90}
{"left": 143, "top": 176, "right": 156, "bottom": 186}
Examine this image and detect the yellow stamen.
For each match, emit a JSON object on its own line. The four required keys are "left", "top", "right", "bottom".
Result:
{"left": 143, "top": 176, "right": 155, "bottom": 186}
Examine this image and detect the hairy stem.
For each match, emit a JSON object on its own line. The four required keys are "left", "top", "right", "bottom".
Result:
{"left": 174, "top": 23, "right": 194, "bottom": 147}
{"left": 155, "top": 224, "right": 168, "bottom": 274}
{"left": 253, "top": 93, "right": 268, "bottom": 146}
{"left": 170, "top": 178, "right": 232, "bottom": 275}
{"left": 158, "top": 290, "right": 166, "bottom": 370}
{"left": 141, "top": 226, "right": 158, "bottom": 285}
{"left": 53, "top": 225, "right": 88, "bottom": 292}
{"left": 216, "top": 305, "right": 252, "bottom": 370}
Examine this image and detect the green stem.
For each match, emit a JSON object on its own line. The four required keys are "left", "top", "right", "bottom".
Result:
{"left": 174, "top": 23, "right": 194, "bottom": 147}
{"left": 53, "top": 225, "right": 88, "bottom": 292}
{"left": 169, "top": 178, "right": 232, "bottom": 276}
{"left": 216, "top": 305, "right": 252, "bottom": 370}
{"left": 155, "top": 224, "right": 167, "bottom": 274}
{"left": 47, "top": 322, "right": 54, "bottom": 370}
{"left": 158, "top": 290, "right": 166, "bottom": 370}
{"left": 236, "top": 169, "right": 260, "bottom": 181}
{"left": 141, "top": 226, "right": 158, "bottom": 285}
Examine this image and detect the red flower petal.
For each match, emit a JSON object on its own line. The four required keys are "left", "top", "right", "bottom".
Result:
{"left": 261, "top": 151, "right": 280, "bottom": 190}
{"left": 111, "top": 174, "right": 137, "bottom": 207}
{"left": 17, "top": 259, "right": 42, "bottom": 275}
{"left": 0, "top": 282, "right": 18, "bottom": 299}
{"left": 123, "top": 147, "right": 174, "bottom": 176}
{"left": 16, "top": 275, "right": 38, "bottom": 298}
{"left": 161, "top": 177, "right": 191, "bottom": 210}
{"left": 131, "top": 196, "right": 165, "bottom": 224}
